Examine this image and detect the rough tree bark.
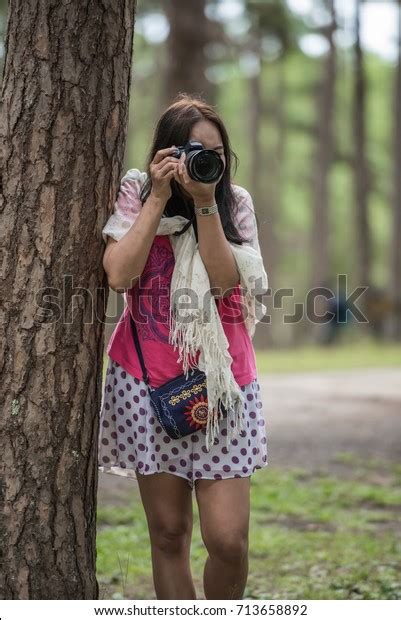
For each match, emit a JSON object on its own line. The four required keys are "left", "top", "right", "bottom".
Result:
{"left": 0, "top": 0, "right": 136, "bottom": 599}
{"left": 0, "top": 0, "right": 7, "bottom": 80}
{"left": 310, "top": 0, "right": 336, "bottom": 290}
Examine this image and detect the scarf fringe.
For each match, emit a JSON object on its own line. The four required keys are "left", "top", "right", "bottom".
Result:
{"left": 118, "top": 173, "right": 268, "bottom": 453}
{"left": 168, "top": 304, "right": 246, "bottom": 452}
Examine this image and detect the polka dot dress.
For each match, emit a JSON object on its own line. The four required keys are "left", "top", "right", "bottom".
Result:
{"left": 98, "top": 358, "right": 268, "bottom": 489}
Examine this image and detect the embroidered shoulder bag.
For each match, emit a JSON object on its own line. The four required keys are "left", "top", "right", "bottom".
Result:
{"left": 129, "top": 312, "right": 226, "bottom": 439}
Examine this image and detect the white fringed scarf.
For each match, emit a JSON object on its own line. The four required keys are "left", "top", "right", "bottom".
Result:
{"left": 121, "top": 169, "right": 268, "bottom": 452}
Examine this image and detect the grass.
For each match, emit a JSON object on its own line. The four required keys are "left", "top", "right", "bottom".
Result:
{"left": 96, "top": 456, "right": 401, "bottom": 600}
{"left": 255, "top": 339, "right": 401, "bottom": 374}
{"left": 98, "top": 336, "right": 400, "bottom": 599}
{"left": 102, "top": 339, "right": 401, "bottom": 384}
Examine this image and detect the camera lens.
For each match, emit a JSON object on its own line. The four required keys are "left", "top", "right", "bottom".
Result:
{"left": 189, "top": 150, "right": 224, "bottom": 184}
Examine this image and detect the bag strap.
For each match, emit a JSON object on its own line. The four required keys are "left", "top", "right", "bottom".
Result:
{"left": 129, "top": 311, "right": 151, "bottom": 387}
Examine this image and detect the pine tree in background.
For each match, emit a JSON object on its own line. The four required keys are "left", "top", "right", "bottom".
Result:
{"left": 390, "top": 0, "right": 401, "bottom": 340}
{"left": 310, "top": 0, "right": 337, "bottom": 294}
{"left": 353, "top": 0, "right": 371, "bottom": 298}
{"left": 163, "top": 0, "right": 217, "bottom": 107}
{"left": 244, "top": 0, "right": 294, "bottom": 347}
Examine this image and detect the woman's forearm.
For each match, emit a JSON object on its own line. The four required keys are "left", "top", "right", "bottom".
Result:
{"left": 106, "top": 192, "right": 167, "bottom": 290}
{"left": 195, "top": 209, "right": 240, "bottom": 297}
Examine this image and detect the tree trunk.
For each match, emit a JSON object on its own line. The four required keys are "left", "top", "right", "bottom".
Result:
{"left": 0, "top": 0, "right": 136, "bottom": 599}
{"left": 249, "top": 67, "right": 263, "bottom": 215}
{"left": 310, "top": 0, "right": 336, "bottom": 291}
{"left": 353, "top": 0, "right": 371, "bottom": 298}
{"left": 390, "top": 1, "right": 401, "bottom": 340}
{"left": 248, "top": 48, "right": 269, "bottom": 350}
{"left": 249, "top": 53, "right": 285, "bottom": 349}
{"left": 163, "top": 0, "right": 216, "bottom": 106}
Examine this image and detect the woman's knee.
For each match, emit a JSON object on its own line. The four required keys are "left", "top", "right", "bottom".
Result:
{"left": 136, "top": 471, "right": 193, "bottom": 555}
{"left": 149, "top": 517, "right": 192, "bottom": 555}
{"left": 203, "top": 529, "right": 249, "bottom": 564}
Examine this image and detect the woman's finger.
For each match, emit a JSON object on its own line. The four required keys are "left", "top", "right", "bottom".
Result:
{"left": 152, "top": 146, "right": 177, "bottom": 165}
{"left": 158, "top": 160, "right": 179, "bottom": 177}
{"left": 180, "top": 154, "right": 191, "bottom": 184}
{"left": 154, "top": 156, "right": 179, "bottom": 173}
{"left": 176, "top": 153, "right": 186, "bottom": 185}
{"left": 173, "top": 167, "right": 180, "bottom": 184}
{"left": 163, "top": 168, "right": 176, "bottom": 183}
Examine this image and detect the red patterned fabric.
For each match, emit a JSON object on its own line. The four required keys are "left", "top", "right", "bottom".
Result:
{"left": 103, "top": 174, "right": 260, "bottom": 388}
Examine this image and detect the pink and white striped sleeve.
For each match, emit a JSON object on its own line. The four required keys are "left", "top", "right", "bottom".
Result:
{"left": 231, "top": 185, "right": 261, "bottom": 253}
{"left": 101, "top": 169, "right": 147, "bottom": 243}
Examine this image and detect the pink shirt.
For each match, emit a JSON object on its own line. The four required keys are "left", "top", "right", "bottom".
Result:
{"left": 102, "top": 171, "right": 261, "bottom": 389}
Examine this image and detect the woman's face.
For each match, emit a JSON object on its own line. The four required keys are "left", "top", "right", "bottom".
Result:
{"left": 172, "top": 119, "right": 226, "bottom": 199}
{"left": 189, "top": 119, "right": 226, "bottom": 173}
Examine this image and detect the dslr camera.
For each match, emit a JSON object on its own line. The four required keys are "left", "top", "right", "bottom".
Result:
{"left": 172, "top": 140, "right": 224, "bottom": 184}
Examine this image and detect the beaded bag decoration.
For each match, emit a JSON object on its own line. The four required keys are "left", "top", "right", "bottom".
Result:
{"left": 129, "top": 312, "right": 226, "bottom": 439}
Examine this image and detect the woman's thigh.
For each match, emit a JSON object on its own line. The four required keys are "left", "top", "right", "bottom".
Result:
{"left": 194, "top": 477, "right": 251, "bottom": 559}
{"left": 136, "top": 471, "right": 194, "bottom": 549}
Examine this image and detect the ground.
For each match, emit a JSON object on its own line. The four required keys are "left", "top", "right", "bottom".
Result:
{"left": 260, "top": 367, "right": 401, "bottom": 475}
{"left": 96, "top": 367, "right": 401, "bottom": 600}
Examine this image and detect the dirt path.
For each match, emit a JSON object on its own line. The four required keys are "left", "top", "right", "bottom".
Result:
{"left": 98, "top": 367, "right": 401, "bottom": 502}
{"left": 260, "top": 367, "right": 401, "bottom": 477}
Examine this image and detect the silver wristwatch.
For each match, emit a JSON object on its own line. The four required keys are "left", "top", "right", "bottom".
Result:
{"left": 194, "top": 203, "right": 218, "bottom": 216}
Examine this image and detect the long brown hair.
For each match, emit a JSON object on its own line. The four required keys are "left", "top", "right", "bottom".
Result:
{"left": 140, "top": 93, "right": 247, "bottom": 244}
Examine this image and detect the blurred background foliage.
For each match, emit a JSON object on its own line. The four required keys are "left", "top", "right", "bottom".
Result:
{"left": 1, "top": 0, "right": 400, "bottom": 351}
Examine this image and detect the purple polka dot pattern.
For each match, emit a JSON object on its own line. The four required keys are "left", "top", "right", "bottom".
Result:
{"left": 98, "top": 359, "right": 268, "bottom": 490}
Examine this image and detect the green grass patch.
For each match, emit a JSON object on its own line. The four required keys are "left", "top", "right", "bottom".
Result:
{"left": 102, "top": 340, "right": 401, "bottom": 386}
{"left": 96, "top": 460, "right": 401, "bottom": 600}
{"left": 255, "top": 340, "right": 401, "bottom": 374}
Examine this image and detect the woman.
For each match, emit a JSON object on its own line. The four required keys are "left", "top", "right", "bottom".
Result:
{"left": 99, "top": 94, "right": 269, "bottom": 600}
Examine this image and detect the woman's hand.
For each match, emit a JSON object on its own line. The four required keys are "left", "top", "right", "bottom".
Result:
{"left": 149, "top": 146, "right": 180, "bottom": 202}
{"left": 174, "top": 152, "right": 221, "bottom": 206}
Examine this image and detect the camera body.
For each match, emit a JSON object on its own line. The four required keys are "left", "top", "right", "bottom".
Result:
{"left": 172, "top": 140, "right": 224, "bottom": 184}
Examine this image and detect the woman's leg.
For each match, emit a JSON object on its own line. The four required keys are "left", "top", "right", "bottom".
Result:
{"left": 136, "top": 471, "right": 196, "bottom": 599}
{"left": 194, "top": 476, "right": 251, "bottom": 600}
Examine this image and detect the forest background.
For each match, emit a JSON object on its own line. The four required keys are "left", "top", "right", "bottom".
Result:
{"left": 2, "top": 0, "right": 400, "bottom": 350}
